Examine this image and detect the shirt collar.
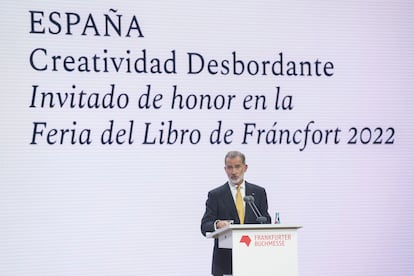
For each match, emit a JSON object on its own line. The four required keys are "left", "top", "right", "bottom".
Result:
{"left": 228, "top": 180, "right": 245, "bottom": 190}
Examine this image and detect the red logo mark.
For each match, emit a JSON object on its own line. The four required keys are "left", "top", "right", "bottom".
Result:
{"left": 240, "top": 235, "right": 251, "bottom": 246}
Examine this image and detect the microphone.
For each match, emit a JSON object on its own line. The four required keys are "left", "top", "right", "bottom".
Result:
{"left": 244, "top": 195, "right": 267, "bottom": 224}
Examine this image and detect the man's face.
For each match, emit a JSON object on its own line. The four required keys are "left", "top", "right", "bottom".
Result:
{"left": 224, "top": 156, "right": 248, "bottom": 186}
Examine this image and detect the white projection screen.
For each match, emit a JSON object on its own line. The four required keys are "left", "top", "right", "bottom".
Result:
{"left": 1, "top": 1, "right": 414, "bottom": 275}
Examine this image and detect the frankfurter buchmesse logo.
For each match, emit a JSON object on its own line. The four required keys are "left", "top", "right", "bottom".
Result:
{"left": 240, "top": 234, "right": 292, "bottom": 247}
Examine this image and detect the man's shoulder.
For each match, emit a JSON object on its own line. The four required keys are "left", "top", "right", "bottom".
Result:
{"left": 245, "top": 181, "right": 266, "bottom": 192}
{"left": 208, "top": 183, "right": 229, "bottom": 194}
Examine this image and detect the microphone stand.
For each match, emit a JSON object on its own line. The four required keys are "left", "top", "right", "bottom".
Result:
{"left": 244, "top": 195, "right": 267, "bottom": 224}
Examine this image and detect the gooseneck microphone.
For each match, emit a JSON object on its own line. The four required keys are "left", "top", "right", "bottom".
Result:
{"left": 244, "top": 195, "right": 267, "bottom": 224}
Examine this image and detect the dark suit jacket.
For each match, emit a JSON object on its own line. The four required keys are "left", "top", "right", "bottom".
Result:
{"left": 201, "top": 181, "right": 271, "bottom": 276}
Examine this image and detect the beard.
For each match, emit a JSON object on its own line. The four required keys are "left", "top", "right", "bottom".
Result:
{"left": 228, "top": 175, "right": 243, "bottom": 185}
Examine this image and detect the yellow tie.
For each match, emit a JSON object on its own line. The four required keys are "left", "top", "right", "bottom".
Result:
{"left": 236, "top": 185, "right": 244, "bottom": 224}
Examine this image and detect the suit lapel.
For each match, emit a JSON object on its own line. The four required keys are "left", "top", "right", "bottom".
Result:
{"left": 220, "top": 183, "right": 239, "bottom": 223}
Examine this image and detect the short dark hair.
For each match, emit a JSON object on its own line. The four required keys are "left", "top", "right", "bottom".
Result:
{"left": 224, "top": 151, "right": 246, "bottom": 164}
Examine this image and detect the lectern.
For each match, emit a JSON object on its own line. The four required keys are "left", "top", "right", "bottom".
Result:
{"left": 207, "top": 224, "right": 302, "bottom": 276}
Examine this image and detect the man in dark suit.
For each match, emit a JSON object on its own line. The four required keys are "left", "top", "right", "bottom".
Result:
{"left": 201, "top": 151, "right": 271, "bottom": 276}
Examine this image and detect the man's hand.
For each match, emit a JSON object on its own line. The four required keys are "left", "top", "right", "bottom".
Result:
{"left": 216, "top": 220, "right": 232, "bottom": 229}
